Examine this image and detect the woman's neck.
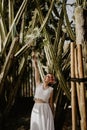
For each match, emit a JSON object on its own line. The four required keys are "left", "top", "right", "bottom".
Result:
{"left": 43, "top": 82, "right": 48, "bottom": 89}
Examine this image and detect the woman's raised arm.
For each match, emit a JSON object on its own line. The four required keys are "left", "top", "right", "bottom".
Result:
{"left": 32, "top": 53, "right": 40, "bottom": 86}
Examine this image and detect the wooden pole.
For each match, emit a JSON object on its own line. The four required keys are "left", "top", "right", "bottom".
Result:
{"left": 74, "top": 47, "right": 81, "bottom": 127}
{"left": 71, "top": 42, "right": 77, "bottom": 130}
{"left": 77, "top": 44, "right": 87, "bottom": 130}
{"left": 74, "top": 47, "right": 80, "bottom": 108}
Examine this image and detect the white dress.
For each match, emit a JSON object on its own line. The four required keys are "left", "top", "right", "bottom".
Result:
{"left": 30, "top": 83, "right": 55, "bottom": 130}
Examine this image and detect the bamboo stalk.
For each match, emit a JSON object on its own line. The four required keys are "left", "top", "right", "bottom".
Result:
{"left": 77, "top": 44, "right": 87, "bottom": 130}
{"left": 9, "top": 0, "right": 14, "bottom": 39}
{"left": 0, "top": 16, "right": 7, "bottom": 44}
{"left": 71, "top": 42, "right": 77, "bottom": 130}
{"left": 40, "top": 0, "right": 55, "bottom": 32}
{"left": 74, "top": 47, "right": 80, "bottom": 112}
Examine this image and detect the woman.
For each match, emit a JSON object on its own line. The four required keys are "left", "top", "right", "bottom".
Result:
{"left": 30, "top": 54, "right": 55, "bottom": 130}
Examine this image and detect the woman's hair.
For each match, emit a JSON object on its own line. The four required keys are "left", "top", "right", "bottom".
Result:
{"left": 46, "top": 73, "right": 55, "bottom": 85}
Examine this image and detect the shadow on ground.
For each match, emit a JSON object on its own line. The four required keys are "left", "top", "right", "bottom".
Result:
{"left": 1, "top": 97, "right": 34, "bottom": 130}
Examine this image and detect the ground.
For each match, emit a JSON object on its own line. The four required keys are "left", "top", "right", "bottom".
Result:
{"left": 1, "top": 97, "right": 34, "bottom": 130}
{"left": 3, "top": 114, "right": 30, "bottom": 130}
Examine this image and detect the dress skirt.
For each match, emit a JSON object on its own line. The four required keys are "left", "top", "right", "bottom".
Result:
{"left": 30, "top": 103, "right": 54, "bottom": 130}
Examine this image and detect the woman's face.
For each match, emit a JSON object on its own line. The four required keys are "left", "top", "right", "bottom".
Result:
{"left": 44, "top": 74, "right": 55, "bottom": 84}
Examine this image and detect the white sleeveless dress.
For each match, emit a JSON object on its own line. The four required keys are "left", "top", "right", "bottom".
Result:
{"left": 30, "top": 83, "right": 55, "bottom": 130}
